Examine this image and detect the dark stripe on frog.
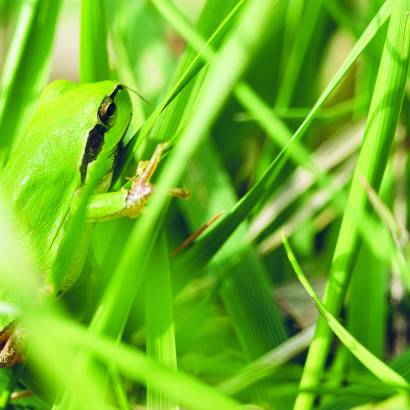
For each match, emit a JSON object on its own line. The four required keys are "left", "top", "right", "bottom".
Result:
{"left": 109, "top": 84, "right": 123, "bottom": 99}
{"left": 79, "top": 85, "right": 124, "bottom": 183}
{"left": 79, "top": 123, "right": 106, "bottom": 183}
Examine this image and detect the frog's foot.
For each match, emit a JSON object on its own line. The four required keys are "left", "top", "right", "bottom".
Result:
{"left": 169, "top": 187, "right": 190, "bottom": 199}
{"left": 124, "top": 143, "right": 190, "bottom": 218}
{"left": 0, "top": 323, "right": 23, "bottom": 368}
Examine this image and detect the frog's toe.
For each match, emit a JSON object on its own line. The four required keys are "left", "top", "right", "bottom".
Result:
{"left": 0, "top": 323, "right": 23, "bottom": 368}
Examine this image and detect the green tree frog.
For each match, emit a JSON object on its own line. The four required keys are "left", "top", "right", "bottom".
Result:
{"left": 0, "top": 80, "right": 187, "bottom": 367}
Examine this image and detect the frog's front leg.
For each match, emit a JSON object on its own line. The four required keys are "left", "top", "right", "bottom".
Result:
{"left": 86, "top": 144, "right": 189, "bottom": 222}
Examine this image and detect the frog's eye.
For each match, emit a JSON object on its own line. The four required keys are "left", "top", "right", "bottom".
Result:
{"left": 98, "top": 97, "right": 117, "bottom": 127}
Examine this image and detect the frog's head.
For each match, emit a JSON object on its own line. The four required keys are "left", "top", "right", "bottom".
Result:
{"left": 79, "top": 81, "right": 132, "bottom": 192}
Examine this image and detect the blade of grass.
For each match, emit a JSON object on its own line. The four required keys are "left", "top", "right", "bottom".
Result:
{"left": 109, "top": 368, "right": 129, "bottom": 410}
{"left": 319, "top": 350, "right": 410, "bottom": 409}
{"left": 275, "top": 1, "right": 322, "bottom": 109}
{"left": 150, "top": 2, "right": 289, "bottom": 406}
{"left": 248, "top": 121, "right": 363, "bottom": 240}
{"left": 145, "top": 233, "right": 178, "bottom": 410}
{"left": 295, "top": 2, "right": 410, "bottom": 408}
{"left": 80, "top": 0, "right": 110, "bottom": 81}
{"left": 108, "top": 6, "right": 146, "bottom": 134}
{"left": 0, "top": 199, "right": 111, "bottom": 410}
{"left": 179, "top": 140, "right": 289, "bottom": 407}
{"left": 89, "top": 0, "right": 281, "bottom": 343}
{"left": 39, "top": 316, "right": 243, "bottom": 410}
{"left": 173, "top": 0, "right": 393, "bottom": 272}
{"left": 0, "top": 0, "right": 63, "bottom": 162}
{"left": 71, "top": 3, "right": 280, "bottom": 405}
{"left": 115, "top": 0, "right": 245, "bottom": 179}
{"left": 218, "top": 326, "right": 314, "bottom": 395}
{"left": 257, "top": 158, "right": 353, "bottom": 254}
{"left": 282, "top": 235, "right": 410, "bottom": 395}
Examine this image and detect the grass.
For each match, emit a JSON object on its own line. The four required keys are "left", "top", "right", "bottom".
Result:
{"left": 0, "top": 0, "right": 409, "bottom": 409}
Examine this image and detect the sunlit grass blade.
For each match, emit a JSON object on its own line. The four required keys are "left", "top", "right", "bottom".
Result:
{"left": 173, "top": 0, "right": 393, "bottom": 272}
{"left": 257, "top": 160, "right": 352, "bottom": 254}
{"left": 0, "top": 0, "right": 63, "bottom": 162}
{"left": 145, "top": 234, "right": 178, "bottom": 410}
{"left": 115, "top": 0, "right": 244, "bottom": 178}
{"left": 295, "top": 2, "right": 410, "bottom": 408}
{"left": 41, "top": 316, "right": 243, "bottom": 410}
{"left": 80, "top": 0, "right": 110, "bottom": 82}
{"left": 275, "top": 1, "right": 322, "bottom": 109}
{"left": 218, "top": 326, "right": 314, "bottom": 395}
{"left": 89, "top": 0, "right": 281, "bottom": 342}
{"left": 319, "top": 350, "right": 410, "bottom": 410}
{"left": 0, "top": 200, "right": 111, "bottom": 410}
{"left": 149, "top": 0, "right": 245, "bottom": 112}
{"left": 147, "top": 2, "right": 290, "bottom": 406}
{"left": 50, "top": 0, "right": 112, "bottom": 290}
{"left": 180, "top": 141, "right": 288, "bottom": 407}
{"left": 282, "top": 235, "right": 410, "bottom": 395}
{"left": 248, "top": 121, "right": 363, "bottom": 241}
{"left": 361, "top": 177, "right": 410, "bottom": 290}
{"left": 108, "top": 6, "right": 146, "bottom": 135}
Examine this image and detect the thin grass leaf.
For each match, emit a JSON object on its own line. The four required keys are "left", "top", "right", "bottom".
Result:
{"left": 295, "top": 2, "right": 410, "bottom": 408}
{"left": 319, "top": 350, "right": 410, "bottom": 410}
{"left": 146, "top": 234, "right": 178, "bottom": 410}
{"left": 0, "top": 0, "right": 63, "bottom": 162}
{"left": 40, "top": 316, "right": 243, "bottom": 410}
{"left": 114, "top": 0, "right": 244, "bottom": 179}
{"left": 62, "top": 3, "right": 280, "bottom": 407}
{"left": 282, "top": 235, "right": 410, "bottom": 395}
{"left": 148, "top": 3, "right": 290, "bottom": 407}
{"left": 0, "top": 199, "right": 110, "bottom": 410}
{"left": 248, "top": 121, "right": 363, "bottom": 241}
{"left": 173, "top": 0, "right": 393, "bottom": 272}
{"left": 275, "top": 1, "right": 322, "bottom": 109}
{"left": 80, "top": 0, "right": 110, "bottom": 82}
{"left": 109, "top": 368, "right": 129, "bottom": 410}
{"left": 257, "top": 160, "right": 353, "bottom": 254}
{"left": 89, "top": 0, "right": 281, "bottom": 343}
{"left": 218, "top": 326, "right": 314, "bottom": 395}
{"left": 108, "top": 6, "right": 146, "bottom": 134}
{"left": 0, "top": 365, "right": 23, "bottom": 410}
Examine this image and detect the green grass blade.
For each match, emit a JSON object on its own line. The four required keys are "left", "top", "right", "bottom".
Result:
{"left": 80, "top": 0, "right": 110, "bottom": 81}
{"left": 295, "top": 2, "right": 410, "bottom": 408}
{"left": 0, "top": 0, "right": 63, "bottom": 162}
{"left": 282, "top": 235, "right": 410, "bottom": 394}
{"left": 249, "top": 122, "right": 362, "bottom": 242}
{"left": 147, "top": 2, "right": 290, "bottom": 406}
{"left": 218, "top": 326, "right": 314, "bottom": 395}
{"left": 41, "top": 316, "right": 243, "bottom": 410}
{"left": 319, "top": 350, "right": 410, "bottom": 409}
{"left": 0, "top": 199, "right": 110, "bottom": 410}
{"left": 174, "top": 0, "right": 392, "bottom": 272}
{"left": 180, "top": 141, "right": 288, "bottom": 407}
{"left": 146, "top": 234, "right": 178, "bottom": 410}
{"left": 275, "top": 1, "right": 322, "bottom": 109}
{"left": 90, "top": 0, "right": 281, "bottom": 340}
{"left": 114, "top": 0, "right": 244, "bottom": 178}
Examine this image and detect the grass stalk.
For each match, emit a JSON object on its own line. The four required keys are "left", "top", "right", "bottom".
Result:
{"left": 294, "top": 2, "right": 410, "bottom": 408}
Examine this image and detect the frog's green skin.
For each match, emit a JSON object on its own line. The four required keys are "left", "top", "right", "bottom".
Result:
{"left": 0, "top": 81, "right": 189, "bottom": 368}
{"left": 0, "top": 80, "right": 133, "bottom": 290}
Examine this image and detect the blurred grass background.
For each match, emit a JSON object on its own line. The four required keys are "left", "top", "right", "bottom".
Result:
{"left": 0, "top": 0, "right": 409, "bottom": 409}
